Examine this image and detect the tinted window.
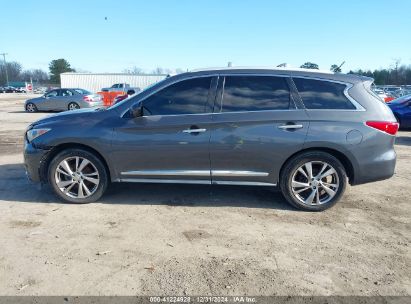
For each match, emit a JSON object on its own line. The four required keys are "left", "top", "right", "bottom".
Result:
{"left": 45, "top": 90, "right": 58, "bottom": 97}
{"left": 221, "top": 76, "right": 291, "bottom": 112}
{"left": 293, "top": 78, "right": 356, "bottom": 109}
{"left": 61, "top": 89, "right": 73, "bottom": 96}
{"left": 143, "top": 77, "right": 212, "bottom": 115}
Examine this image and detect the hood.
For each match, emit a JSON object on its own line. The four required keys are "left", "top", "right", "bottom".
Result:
{"left": 31, "top": 108, "right": 100, "bottom": 128}
{"left": 26, "top": 96, "right": 44, "bottom": 103}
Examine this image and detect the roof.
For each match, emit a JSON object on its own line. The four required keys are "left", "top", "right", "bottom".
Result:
{"left": 60, "top": 72, "right": 169, "bottom": 77}
{"left": 184, "top": 66, "right": 372, "bottom": 84}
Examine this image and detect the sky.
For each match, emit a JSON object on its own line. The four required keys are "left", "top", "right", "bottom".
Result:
{"left": 1, "top": 0, "right": 410, "bottom": 74}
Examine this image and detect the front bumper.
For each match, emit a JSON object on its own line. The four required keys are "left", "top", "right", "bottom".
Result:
{"left": 23, "top": 141, "right": 50, "bottom": 183}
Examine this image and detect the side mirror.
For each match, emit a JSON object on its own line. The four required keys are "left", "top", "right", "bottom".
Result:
{"left": 129, "top": 101, "right": 143, "bottom": 118}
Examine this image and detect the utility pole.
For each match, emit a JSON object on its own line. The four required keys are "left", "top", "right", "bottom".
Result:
{"left": 0, "top": 53, "right": 9, "bottom": 86}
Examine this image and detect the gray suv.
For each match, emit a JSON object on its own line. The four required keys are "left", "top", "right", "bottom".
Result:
{"left": 23, "top": 68, "right": 399, "bottom": 211}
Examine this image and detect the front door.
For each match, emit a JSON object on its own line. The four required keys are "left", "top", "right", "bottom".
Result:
{"left": 43, "top": 89, "right": 60, "bottom": 110}
{"left": 111, "top": 76, "right": 217, "bottom": 183}
{"left": 209, "top": 75, "right": 309, "bottom": 186}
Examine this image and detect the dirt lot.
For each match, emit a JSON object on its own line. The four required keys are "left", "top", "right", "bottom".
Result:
{"left": 0, "top": 93, "right": 410, "bottom": 296}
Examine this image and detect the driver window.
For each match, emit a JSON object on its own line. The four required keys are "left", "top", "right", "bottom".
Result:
{"left": 45, "top": 90, "right": 58, "bottom": 97}
{"left": 142, "top": 77, "right": 212, "bottom": 115}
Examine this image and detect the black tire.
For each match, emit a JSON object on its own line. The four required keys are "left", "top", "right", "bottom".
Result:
{"left": 394, "top": 114, "right": 401, "bottom": 128}
{"left": 48, "top": 148, "right": 108, "bottom": 203}
{"left": 68, "top": 102, "right": 80, "bottom": 111}
{"left": 280, "top": 151, "right": 347, "bottom": 211}
{"left": 25, "top": 102, "right": 38, "bottom": 112}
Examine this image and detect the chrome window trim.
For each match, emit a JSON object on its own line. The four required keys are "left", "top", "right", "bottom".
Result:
{"left": 291, "top": 76, "right": 366, "bottom": 111}
{"left": 121, "top": 170, "right": 269, "bottom": 177}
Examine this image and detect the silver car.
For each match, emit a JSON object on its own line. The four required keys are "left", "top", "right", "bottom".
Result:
{"left": 25, "top": 88, "right": 103, "bottom": 112}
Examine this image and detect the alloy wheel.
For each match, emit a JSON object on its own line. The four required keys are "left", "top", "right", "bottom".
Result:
{"left": 68, "top": 103, "right": 79, "bottom": 110}
{"left": 54, "top": 156, "right": 100, "bottom": 199}
{"left": 291, "top": 161, "right": 339, "bottom": 206}
{"left": 26, "top": 103, "right": 36, "bottom": 112}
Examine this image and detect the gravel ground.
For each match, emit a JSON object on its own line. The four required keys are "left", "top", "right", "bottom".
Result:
{"left": 0, "top": 93, "right": 410, "bottom": 296}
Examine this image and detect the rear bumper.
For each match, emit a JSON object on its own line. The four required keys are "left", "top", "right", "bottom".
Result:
{"left": 80, "top": 101, "right": 104, "bottom": 108}
{"left": 351, "top": 149, "right": 396, "bottom": 185}
{"left": 23, "top": 141, "right": 50, "bottom": 183}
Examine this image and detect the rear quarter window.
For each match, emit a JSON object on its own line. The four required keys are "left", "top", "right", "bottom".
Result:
{"left": 293, "top": 78, "right": 356, "bottom": 110}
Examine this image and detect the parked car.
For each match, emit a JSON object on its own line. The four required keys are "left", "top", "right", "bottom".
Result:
{"left": 372, "top": 88, "right": 388, "bottom": 102}
{"left": 34, "top": 87, "right": 48, "bottom": 94}
{"left": 0, "top": 87, "right": 4, "bottom": 93}
{"left": 387, "top": 94, "right": 411, "bottom": 128}
{"left": 4, "top": 86, "right": 18, "bottom": 93}
{"left": 24, "top": 88, "right": 103, "bottom": 112}
{"left": 15, "top": 87, "right": 27, "bottom": 93}
{"left": 24, "top": 68, "right": 398, "bottom": 211}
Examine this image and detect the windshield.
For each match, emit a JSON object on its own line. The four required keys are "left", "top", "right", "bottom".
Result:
{"left": 389, "top": 94, "right": 411, "bottom": 105}
{"left": 108, "top": 78, "right": 169, "bottom": 109}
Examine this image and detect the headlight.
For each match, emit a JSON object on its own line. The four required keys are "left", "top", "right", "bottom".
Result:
{"left": 26, "top": 128, "right": 51, "bottom": 142}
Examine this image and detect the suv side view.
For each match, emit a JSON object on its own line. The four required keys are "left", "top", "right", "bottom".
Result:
{"left": 24, "top": 67, "right": 398, "bottom": 211}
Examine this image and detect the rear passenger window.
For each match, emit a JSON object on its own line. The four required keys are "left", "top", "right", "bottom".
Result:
{"left": 222, "top": 76, "right": 291, "bottom": 112}
{"left": 293, "top": 78, "right": 356, "bottom": 110}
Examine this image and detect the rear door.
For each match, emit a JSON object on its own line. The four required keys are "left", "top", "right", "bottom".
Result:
{"left": 209, "top": 75, "right": 309, "bottom": 186}
{"left": 59, "top": 89, "right": 76, "bottom": 110}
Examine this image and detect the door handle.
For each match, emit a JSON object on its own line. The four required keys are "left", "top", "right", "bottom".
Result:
{"left": 278, "top": 124, "right": 303, "bottom": 130}
{"left": 182, "top": 128, "right": 207, "bottom": 134}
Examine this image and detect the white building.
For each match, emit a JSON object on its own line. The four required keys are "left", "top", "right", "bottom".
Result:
{"left": 60, "top": 73, "right": 168, "bottom": 93}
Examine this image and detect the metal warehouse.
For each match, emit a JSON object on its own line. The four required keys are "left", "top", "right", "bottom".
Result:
{"left": 60, "top": 73, "right": 168, "bottom": 93}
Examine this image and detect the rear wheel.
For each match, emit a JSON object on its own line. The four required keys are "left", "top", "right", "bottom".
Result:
{"left": 48, "top": 149, "right": 108, "bottom": 203}
{"left": 26, "top": 102, "right": 38, "bottom": 112}
{"left": 280, "top": 151, "right": 347, "bottom": 211}
{"left": 68, "top": 102, "right": 80, "bottom": 110}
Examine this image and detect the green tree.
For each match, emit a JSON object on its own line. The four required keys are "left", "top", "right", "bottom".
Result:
{"left": 49, "top": 59, "right": 75, "bottom": 84}
{"left": 330, "top": 64, "right": 342, "bottom": 73}
{"left": 300, "top": 62, "right": 319, "bottom": 70}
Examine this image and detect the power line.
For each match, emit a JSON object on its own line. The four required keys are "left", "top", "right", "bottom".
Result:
{"left": 0, "top": 52, "right": 9, "bottom": 86}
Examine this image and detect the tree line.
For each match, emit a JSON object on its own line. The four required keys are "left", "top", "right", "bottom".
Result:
{"left": 1, "top": 58, "right": 411, "bottom": 86}
{"left": 301, "top": 61, "right": 411, "bottom": 85}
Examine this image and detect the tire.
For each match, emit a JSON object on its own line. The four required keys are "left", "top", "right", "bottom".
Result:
{"left": 394, "top": 114, "right": 401, "bottom": 128}
{"left": 48, "top": 148, "right": 108, "bottom": 203}
{"left": 25, "top": 102, "right": 38, "bottom": 112}
{"left": 68, "top": 102, "right": 80, "bottom": 111}
{"left": 280, "top": 151, "right": 347, "bottom": 211}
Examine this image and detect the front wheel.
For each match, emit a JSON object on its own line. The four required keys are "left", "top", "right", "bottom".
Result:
{"left": 68, "top": 102, "right": 80, "bottom": 111}
{"left": 280, "top": 151, "right": 347, "bottom": 211}
{"left": 48, "top": 149, "right": 108, "bottom": 203}
{"left": 26, "top": 102, "right": 38, "bottom": 112}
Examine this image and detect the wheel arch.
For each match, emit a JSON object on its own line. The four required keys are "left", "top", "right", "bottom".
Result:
{"left": 40, "top": 143, "right": 112, "bottom": 183}
{"left": 279, "top": 147, "right": 355, "bottom": 184}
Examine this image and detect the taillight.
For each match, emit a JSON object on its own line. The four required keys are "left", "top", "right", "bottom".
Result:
{"left": 366, "top": 121, "right": 399, "bottom": 135}
{"left": 83, "top": 96, "right": 93, "bottom": 102}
